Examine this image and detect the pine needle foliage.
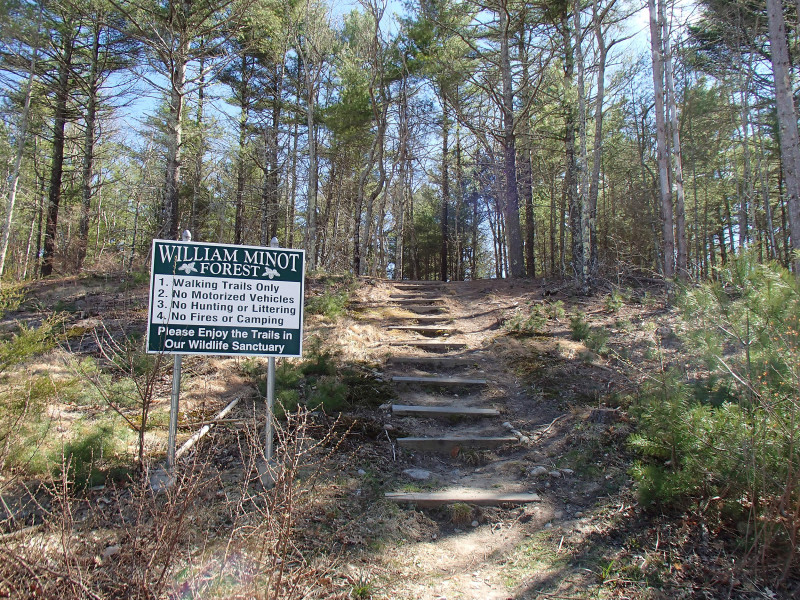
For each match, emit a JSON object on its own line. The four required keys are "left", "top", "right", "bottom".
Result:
{"left": 630, "top": 253, "right": 800, "bottom": 576}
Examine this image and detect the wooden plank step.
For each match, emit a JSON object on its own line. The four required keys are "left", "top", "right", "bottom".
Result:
{"left": 392, "top": 404, "right": 500, "bottom": 417}
{"left": 396, "top": 436, "right": 517, "bottom": 451}
{"left": 390, "top": 316, "right": 452, "bottom": 324}
{"left": 387, "top": 356, "right": 477, "bottom": 366}
{"left": 385, "top": 490, "right": 541, "bottom": 507}
{"left": 391, "top": 297, "right": 446, "bottom": 304}
{"left": 388, "top": 341, "right": 466, "bottom": 352}
{"left": 391, "top": 376, "right": 486, "bottom": 385}
{"left": 389, "top": 325, "right": 459, "bottom": 334}
{"left": 401, "top": 305, "right": 447, "bottom": 314}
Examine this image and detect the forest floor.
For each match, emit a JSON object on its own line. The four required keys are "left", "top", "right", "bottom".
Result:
{"left": 0, "top": 272, "right": 795, "bottom": 599}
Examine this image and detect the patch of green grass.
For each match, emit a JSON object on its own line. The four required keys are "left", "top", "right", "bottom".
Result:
{"left": 0, "top": 315, "right": 65, "bottom": 372}
{"left": 449, "top": 502, "right": 473, "bottom": 525}
{"left": 0, "top": 284, "right": 25, "bottom": 317}
{"left": 350, "top": 578, "right": 373, "bottom": 599}
{"left": 504, "top": 530, "right": 569, "bottom": 588}
{"left": 57, "top": 418, "right": 132, "bottom": 488}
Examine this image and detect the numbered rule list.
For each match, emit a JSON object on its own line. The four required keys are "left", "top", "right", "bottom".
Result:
{"left": 147, "top": 240, "right": 305, "bottom": 357}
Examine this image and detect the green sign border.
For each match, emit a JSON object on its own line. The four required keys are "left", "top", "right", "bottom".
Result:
{"left": 146, "top": 239, "right": 305, "bottom": 357}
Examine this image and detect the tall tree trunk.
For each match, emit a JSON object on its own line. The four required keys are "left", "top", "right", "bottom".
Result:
{"left": 500, "top": 4, "right": 525, "bottom": 278}
{"left": 440, "top": 94, "right": 449, "bottom": 281}
{"left": 42, "top": 31, "right": 75, "bottom": 277}
{"left": 561, "top": 10, "right": 577, "bottom": 281}
{"left": 663, "top": 5, "right": 687, "bottom": 278}
{"left": 234, "top": 56, "right": 249, "bottom": 245}
{"left": 648, "top": 0, "right": 675, "bottom": 280}
{"left": 77, "top": 22, "right": 100, "bottom": 271}
{"left": 589, "top": 0, "right": 615, "bottom": 279}
{"left": 163, "top": 52, "right": 187, "bottom": 241}
{"left": 262, "top": 61, "right": 283, "bottom": 245}
{"left": 767, "top": 0, "right": 800, "bottom": 271}
{"left": 573, "top": 0, "right": 590, "bottom": 291}
{"left": 518, "top": 37, "right": 535, "bottom": 278}
{"left": 0, "top": 12, "right": 39, "bottom": 279}
{"left": 190, "top": 57, "right": 205, "bottom": 240}
{"left": 304, "top": 68, "right": 319, "bottom": 268}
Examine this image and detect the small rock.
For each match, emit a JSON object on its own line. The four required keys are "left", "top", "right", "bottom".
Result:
{"left": 561, "top": 468, "right": 574, "bottom": 476}
{"left": 574, "top": 511, "right": 584, "bottom": 518}
{"left": 471, "top": 520, "right": 479, "bottom": 528}
{"left": 554, "top": 511, "right": 564, "bottom": 519}
{"left": 549, "top": 470, "right": 562, "bottom": 478}
{"left": 454, "top": 528, "right": 463, "bottom": 533}
{"left": 357, "top": 469, "right": 366, "bottom": 476}
{"left": 403, "top": 468, "right": 431, "bottom": 481}
{"left": 384, "top": 424, "right": 395, "bottom": 431}
{"left": 102, "top": 545, "right": 120, "bottom": 559}
{"left": 379, "top": 403, "right": 391, "bottom": 410}
{"left": 529, "top": 466, "right": 548, "bottom": 477}
{"left": 502, "top": 421, "right": 513, "bottom": 430}
{"left": 519, "top": 436, "right": 531, "bottom": 444}
{"left": 544, "top": 522, "right": 553, "bottom": 529}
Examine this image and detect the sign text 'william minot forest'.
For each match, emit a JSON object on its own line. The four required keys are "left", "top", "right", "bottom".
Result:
{"left": 147, "top": 240, "right": 305, "bottom": 357}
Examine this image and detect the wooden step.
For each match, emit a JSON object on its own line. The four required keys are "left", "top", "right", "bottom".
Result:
{"left": 391, "top": 297, "right": 446, "bottom": 304}
{"left": 391, "top": 375, "right": 486, "bottom": 386}
{"left": 389, "top": 325, "right": 459, "bottom": 335}
{"left": 401, "top": 305, "right": 447, "bottom": 314}
{"left": 393, "top": 281, "right": 443, "bottom": 287}
{"left": 396, "top": 436, "right": 517, "bottom": 451}
{"left": 390, "top": 316, "right": 452, "bottom": 324}
{"left": 388, "top": 341, "right": 466, "bottom": 352}
{"left": 387, "top": 356, "right": 478, "bottom": 367}
{"left": 384, "top": 490, "right": 541, "bottom": 507}
{"left": 392, "top": 404, "right": 500, "bottom": 417}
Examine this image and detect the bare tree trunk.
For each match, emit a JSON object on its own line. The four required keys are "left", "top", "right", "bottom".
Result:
{"left": 573, "top": 0, "right": 590, "bottom": 291}
{"left": 440, "top": 95, "right": 449, "bottom": 281}
{"left": 234, "top": 55, "right": 249, "bottom": 245}
{"left": 589, "top": 0, "right": 617, "bottom": 280}
{"left": 42, "top": 30, "right": 75, "bottom": 277}
{"left": 304, "top": 70, "right": 318, "bottom": 268}
{"left": 767, "top": 0, "right": 800, "bottom": 272}
{"left": 648, "top": 0, "right": 675, "bottom": 280}
{"left": 662, "top": 5, "right": 687, "bottom": 278}
{"left": 0, "top": 13, "right": 39, "bottom": 279}
{"left": 77, "top": 22, "right": 100, "bottom": 271}
{"left": 500, "top": 4, "right": 525, "bottom": 278}
{"left": 163, "top": 53, "right": 187, "bottom": 241}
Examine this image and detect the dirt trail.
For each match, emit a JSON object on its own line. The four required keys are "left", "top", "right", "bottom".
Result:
{"left": 347, "top": 278, "right": 636, "bottom": 599}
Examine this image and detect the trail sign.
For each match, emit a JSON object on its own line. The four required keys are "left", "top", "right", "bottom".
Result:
{"left": 147, "top": 239, "right": 305, "bottom": 357}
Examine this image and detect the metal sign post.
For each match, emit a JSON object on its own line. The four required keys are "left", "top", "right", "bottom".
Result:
{"left": 166, "top": 230, "right": 191, "bottom": 471}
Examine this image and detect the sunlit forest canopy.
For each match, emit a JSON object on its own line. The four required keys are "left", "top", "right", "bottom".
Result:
{"left": 1, "top": 0, "right": 799, "bottom": 282}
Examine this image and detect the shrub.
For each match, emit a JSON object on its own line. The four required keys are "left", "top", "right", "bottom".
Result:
{"left": 570, "top": 311, "right": 590, "bottom": 341}
{"left": 504, "top": 304, "right": 547, "bottom": 335}
{"left": 546, "top": 300, "right": 566, "bottom": 320}
{"left": 604, "top": 289, "right": 624, "bottom": 313}
{"left": 630, "top": 254, "right": 800, "bottom": 575}
{"left": 586, "top": 327, "right": 610, "bottom": 356}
